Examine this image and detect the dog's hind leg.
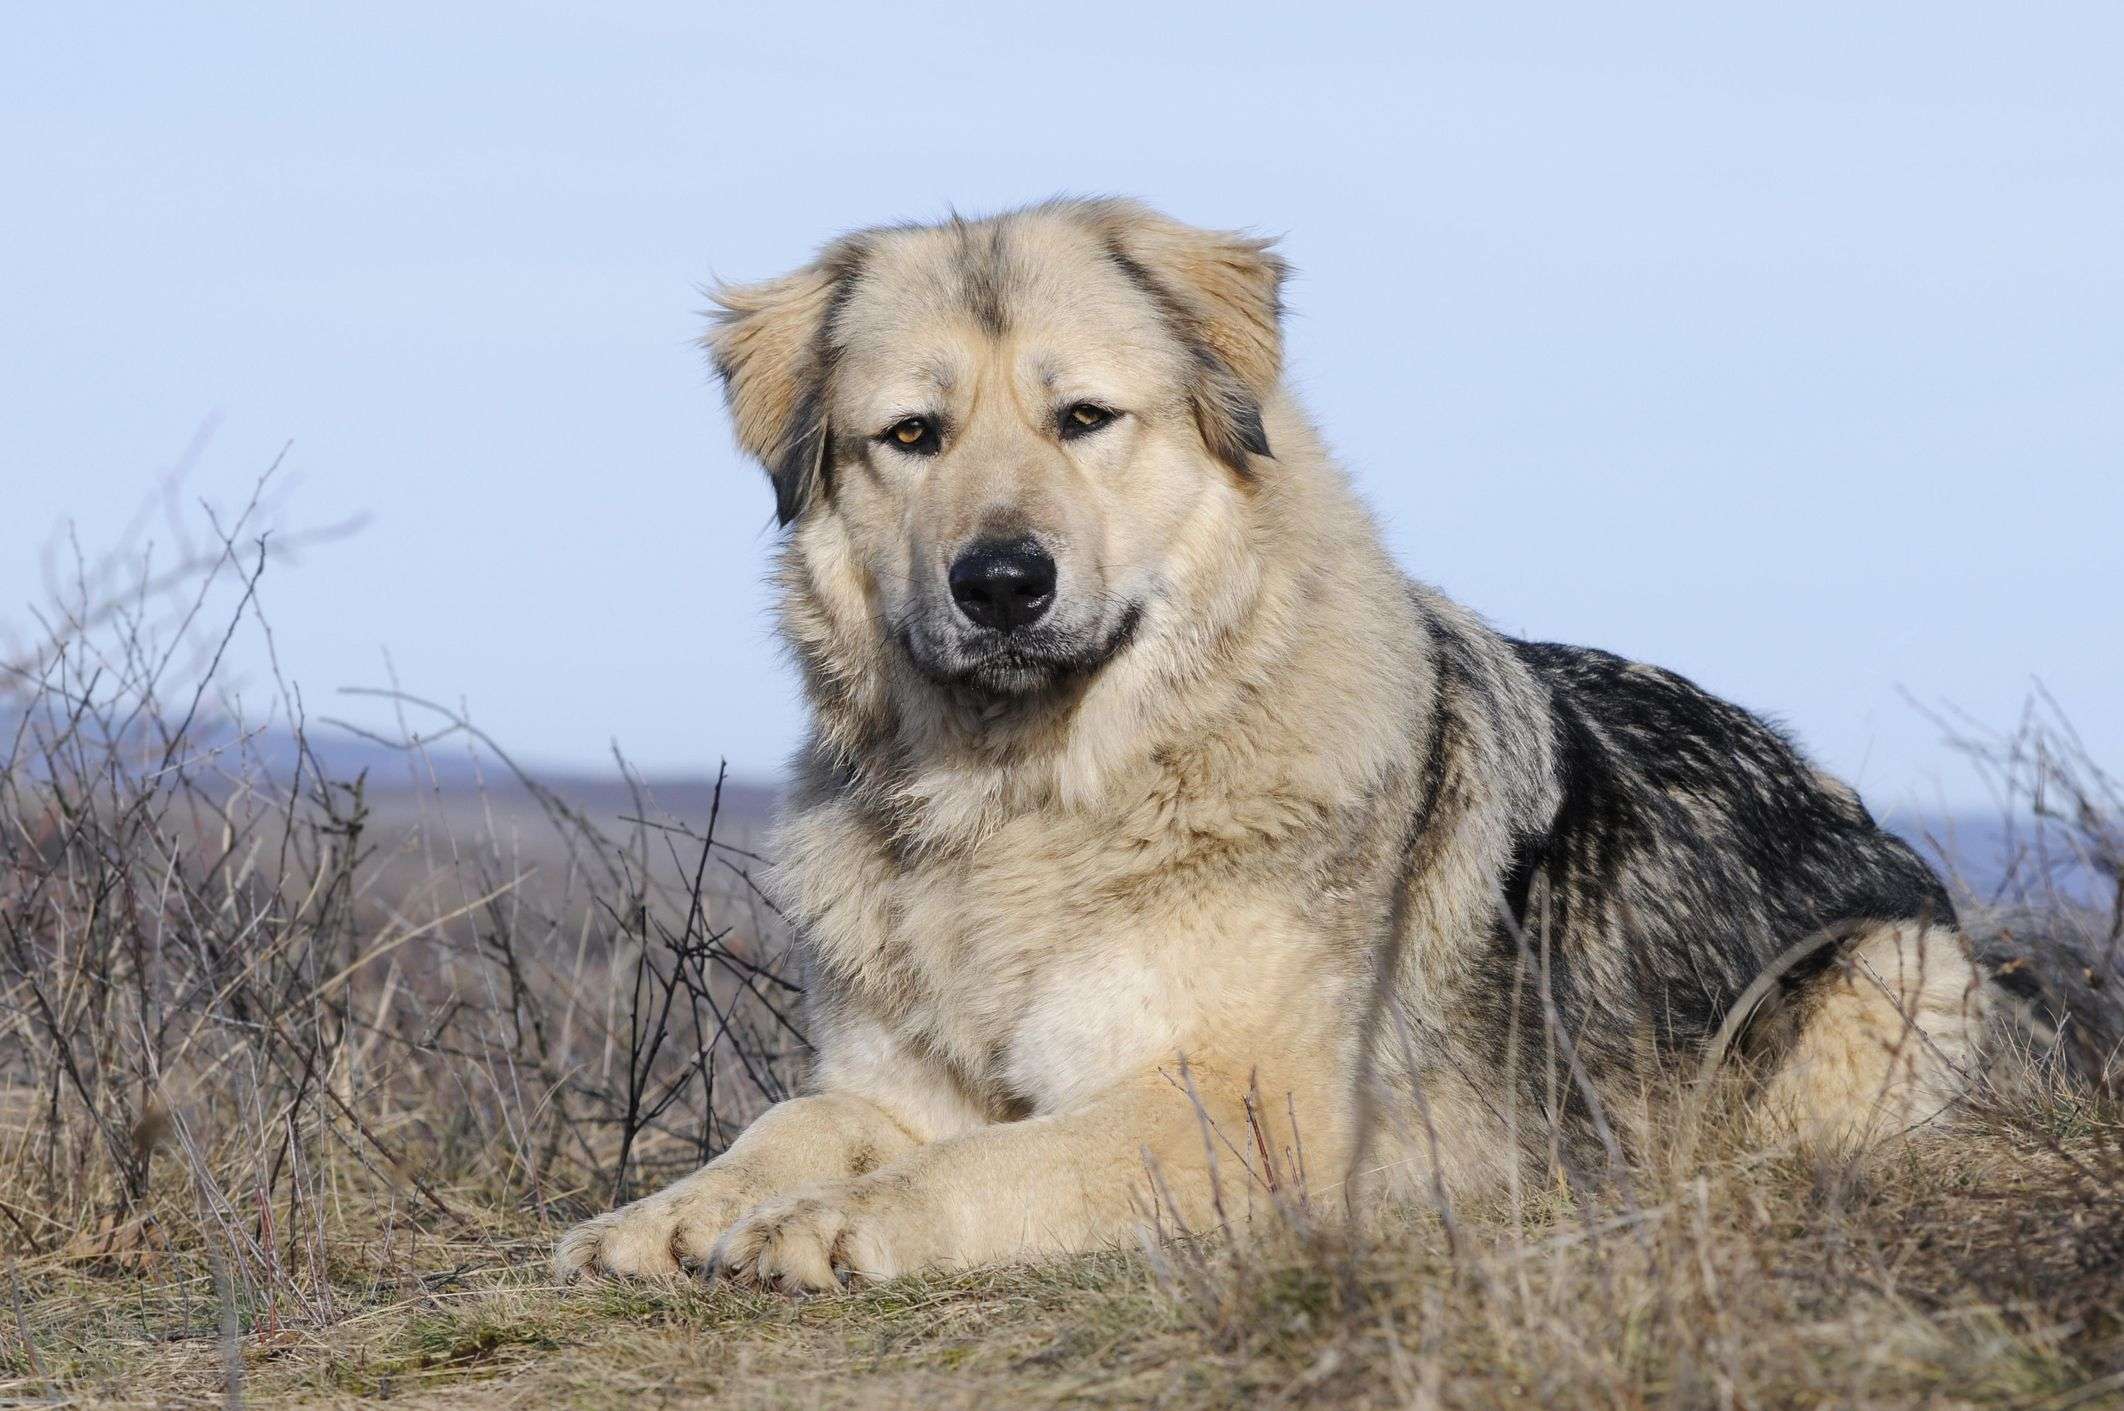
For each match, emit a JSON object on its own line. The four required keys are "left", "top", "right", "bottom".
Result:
{"left": 1755, "top": 921, "right": 1989, "bottom": 1148}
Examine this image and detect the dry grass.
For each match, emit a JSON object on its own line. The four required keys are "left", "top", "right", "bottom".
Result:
{"left": 7, "top": 1112, "right": 2120, "bottom": 1409}
{"left": 3, "top": 489, "right": 2120, "bottom": 1408}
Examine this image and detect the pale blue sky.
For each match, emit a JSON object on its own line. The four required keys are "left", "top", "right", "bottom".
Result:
{"left": 5, "top": 4, "right": 2118, "bottom": 812}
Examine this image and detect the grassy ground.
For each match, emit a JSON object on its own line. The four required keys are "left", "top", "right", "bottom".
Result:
{"left": 7, "top": 1100, "right": 2122, "bottom": 1408}
{"left": 4, "top": 501, "right": 2120, "bottom": 1407}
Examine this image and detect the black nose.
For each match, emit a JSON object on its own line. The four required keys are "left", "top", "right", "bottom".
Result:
{"left": 948, "top": 537, "right": 1057, "bottom": 632}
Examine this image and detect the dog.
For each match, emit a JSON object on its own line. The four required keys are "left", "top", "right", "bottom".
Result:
{"left": 556, "top": 199, "right": 1988, "bottom": 1290}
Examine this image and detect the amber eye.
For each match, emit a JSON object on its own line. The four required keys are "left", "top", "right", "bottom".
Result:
{"left": 880, "top": 416, "right": 940, "bottom": 455}
{"left": 1060, "top": 403, "right": 1116, "bottom": 439}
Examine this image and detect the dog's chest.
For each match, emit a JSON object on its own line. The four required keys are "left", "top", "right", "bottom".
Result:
{"left": 780, "top": 808, "right": 1205, "bottom": 1110}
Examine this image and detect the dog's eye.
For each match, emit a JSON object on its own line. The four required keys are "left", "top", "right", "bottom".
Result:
{"left": 880, "top": 417, "right": 940, "bottom": 456}
{"left": 1059, "top": 403, "right": 1117, "bottom": 439}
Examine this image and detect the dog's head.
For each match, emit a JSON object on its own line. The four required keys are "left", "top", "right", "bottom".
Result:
{"left": 708, "top": 199, "right": 1287, "bottom": 712}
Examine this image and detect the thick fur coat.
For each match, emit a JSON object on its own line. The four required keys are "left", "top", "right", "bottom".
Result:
{"left": 557, "top": 200, "right": 1988, "bottom": 1289}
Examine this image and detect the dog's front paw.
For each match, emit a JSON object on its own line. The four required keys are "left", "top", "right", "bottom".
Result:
{"left": 710, "top": 1181, "right": 945, "bottom": 1293}
{"left": 554, "top": 1171, "right": 762, "bottom": 1281}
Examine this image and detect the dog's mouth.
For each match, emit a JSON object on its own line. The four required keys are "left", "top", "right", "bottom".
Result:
{"left": 902, "top": 601, "right": 1144, "bottom": 700}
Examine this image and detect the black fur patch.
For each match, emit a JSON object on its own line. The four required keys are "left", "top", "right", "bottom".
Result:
{"left": 771, "top": 387, "right": 826, "bottom": 528}
{"left": 769, "top": 247, "right": 867, "bottom": 527}
{"left": 1440, "top": 639, "right": 1961, "bottom": 1158}
{"left": 1528, "top": 642, "right": 1949, "bottom": 1040}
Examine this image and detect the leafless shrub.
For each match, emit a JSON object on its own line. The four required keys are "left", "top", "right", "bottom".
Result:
{"left": 0, "top": 475, "right": 802, "bottom": 1333}
{"left": 1918, "top": 689, "right": 2124, "bottom": 1088}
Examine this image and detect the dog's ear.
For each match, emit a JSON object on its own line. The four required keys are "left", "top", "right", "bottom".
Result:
{"left": 704, "top": 245, "right": 861, "bottom": 526}
{"left": 1091, "top": 203, "right": 1288, "bottom": 474}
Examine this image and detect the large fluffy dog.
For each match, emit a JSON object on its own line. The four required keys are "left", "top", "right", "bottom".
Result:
{"left": 557, "top": 199, "right": 1988, "bottom": 1290}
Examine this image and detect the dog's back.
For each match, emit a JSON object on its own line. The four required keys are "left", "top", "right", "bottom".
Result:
{"left": 1381, "top": 619, "right": 1984, "bottom": 1176}
{"left": 1506, "top": 637, "right": 1957, "bottom": 1041}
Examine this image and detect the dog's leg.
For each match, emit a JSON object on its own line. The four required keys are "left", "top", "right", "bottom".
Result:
{"left": 709, "top": 1058, "right": 1343, "bottom": 1291}
{"left": 556, "top": 1017, "right": 987, "bottom": 1279}
{"left": 553, "top": 1091, "right": 925, "bottom": 1278}
{"left": 1756, "top": 921, "right": 1987, "bottom": 1148}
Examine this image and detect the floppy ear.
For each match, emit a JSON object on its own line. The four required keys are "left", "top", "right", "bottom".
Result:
{"left": 1093, "top": 203, "right": 1289, "bottom": 474}
{"left": 703, "top": 247, "right": 859, "bottom": 526}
